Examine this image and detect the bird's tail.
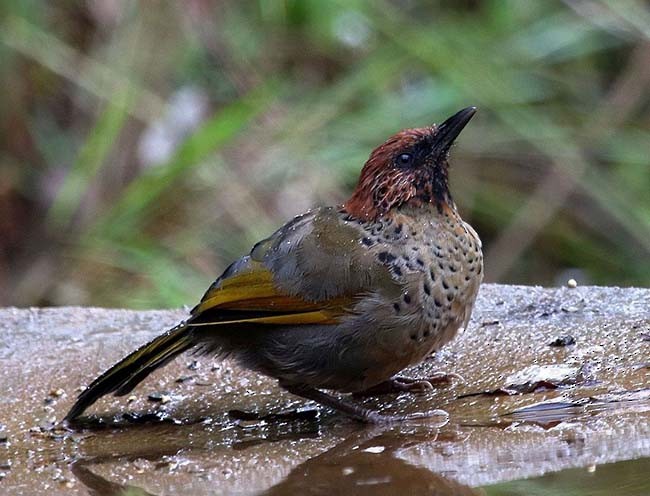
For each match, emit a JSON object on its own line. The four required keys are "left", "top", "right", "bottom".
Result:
{"left": 64, "top": 322, "right": 195, "bottom": 422}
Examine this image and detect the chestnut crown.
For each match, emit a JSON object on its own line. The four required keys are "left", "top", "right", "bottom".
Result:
{"left": 343, "top": 107, "right": 476, "bottom": 220}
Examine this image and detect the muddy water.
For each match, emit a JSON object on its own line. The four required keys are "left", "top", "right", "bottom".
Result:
{"left": 0, "top": 284, "right": 649, "bottom": 495}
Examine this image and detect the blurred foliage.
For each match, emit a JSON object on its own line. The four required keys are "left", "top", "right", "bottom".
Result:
{"left": 0, "top": 0, "right": 648, "bottom": 308}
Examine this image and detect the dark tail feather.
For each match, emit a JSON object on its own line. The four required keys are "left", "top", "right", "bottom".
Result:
{"left": 64, "top": 322, "right": 195, "bottom": 422}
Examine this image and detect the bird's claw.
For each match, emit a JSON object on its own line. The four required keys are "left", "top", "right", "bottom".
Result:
{"left": 354, "top": 372, "right": 463, "bottom": 397}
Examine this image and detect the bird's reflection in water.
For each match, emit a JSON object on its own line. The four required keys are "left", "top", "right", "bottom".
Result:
{"left": 261, "top": 427, "right": 481, "bottom": 496}
{"left": 70, "top": 422, "right": 481, "bottom": 496}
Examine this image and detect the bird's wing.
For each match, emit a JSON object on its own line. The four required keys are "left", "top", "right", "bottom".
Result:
{"left": 190, "top": 257, "right": 351, "bottom": 325}
{"left": 190, "top": 207, "right": 395, "bottom": 326}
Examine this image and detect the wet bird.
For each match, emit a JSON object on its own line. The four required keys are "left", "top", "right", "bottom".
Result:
{"left": 65, "top": 107, "right": 483, "bottom": 424}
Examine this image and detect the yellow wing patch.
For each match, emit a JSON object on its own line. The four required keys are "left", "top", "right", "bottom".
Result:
{"left": 192, "top": 263, "right": 351, "bottom": 326}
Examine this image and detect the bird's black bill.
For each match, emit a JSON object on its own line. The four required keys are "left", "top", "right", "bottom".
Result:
{"left": 433, "top": 106, "right": 477, "bottom": 155}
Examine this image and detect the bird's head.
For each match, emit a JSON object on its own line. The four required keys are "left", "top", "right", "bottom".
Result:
{"left": 343, "top": 106, "right": 476, "bottom": 221}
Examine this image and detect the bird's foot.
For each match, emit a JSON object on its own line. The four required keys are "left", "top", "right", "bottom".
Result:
{"left": 396, "top": 372, "right": 465, "bottom": 391}
{"left": 283, "top": 383, "right": 448, "bottom": 425}
{"left": 354, "top": 372, "right": 464, "bottom": 397}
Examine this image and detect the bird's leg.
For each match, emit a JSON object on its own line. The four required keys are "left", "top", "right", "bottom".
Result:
{"left": 283, "top": 383, "right": 448, "bottom": 424}
{"left": 354, "top": 372, "right": 464, "bottom": 396}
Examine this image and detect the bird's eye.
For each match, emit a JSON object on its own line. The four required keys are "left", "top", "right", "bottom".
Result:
{"left": 396, "top": 153, "right": 414, "bottom": 167}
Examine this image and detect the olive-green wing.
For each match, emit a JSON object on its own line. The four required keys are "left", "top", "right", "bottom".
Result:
{"left": 190, "top": 207, "right": 396, "bottom": 327}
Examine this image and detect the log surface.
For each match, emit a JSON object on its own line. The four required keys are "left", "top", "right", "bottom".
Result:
{"left": 1, "top": 284, "right": 649, "bottom": 494}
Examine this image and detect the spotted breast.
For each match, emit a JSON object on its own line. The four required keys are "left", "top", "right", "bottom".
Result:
{"left": 349, "top": 202, "right": 483, "bottom": 378}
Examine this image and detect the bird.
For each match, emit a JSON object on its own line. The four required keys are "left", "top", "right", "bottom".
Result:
{"left": 64, "top": 106, "right": 483, "bottom": 424}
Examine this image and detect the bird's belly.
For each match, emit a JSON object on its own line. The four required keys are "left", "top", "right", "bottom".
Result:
{"left": 240, "top": 299, "right": 470, "bottom": 394}
{"left": 379, "top": 311, "right": 461, "bottom": 363}
{"left": 369, "top": 265, "right": 481, "bottom": 382}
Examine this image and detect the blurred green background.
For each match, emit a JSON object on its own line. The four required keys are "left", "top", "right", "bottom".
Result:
{"left": 0, "top": 0, "right": 648, "bottom": 309}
